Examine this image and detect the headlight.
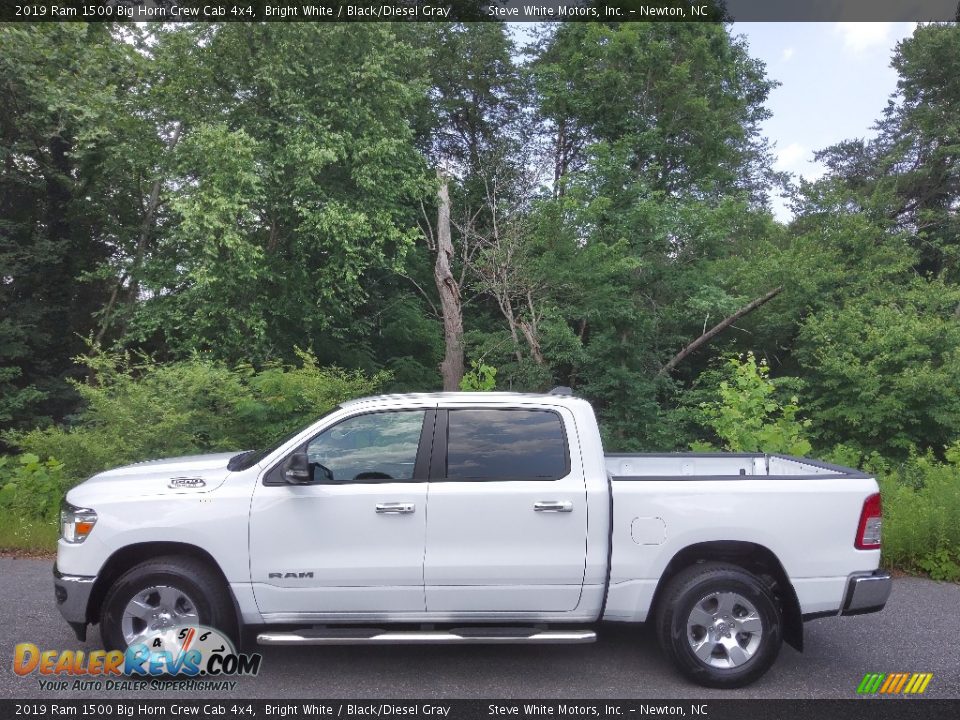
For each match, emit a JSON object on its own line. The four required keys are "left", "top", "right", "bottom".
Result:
{"left": 60, "top": 500, "right": 97, "bottom": 544}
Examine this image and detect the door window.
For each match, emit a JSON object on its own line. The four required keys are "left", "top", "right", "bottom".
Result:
{"left": 306, "top": 410, "right": 426, "bottom": 483}
{"left": 445, "top": 409, "right": 568, "bottom": 481}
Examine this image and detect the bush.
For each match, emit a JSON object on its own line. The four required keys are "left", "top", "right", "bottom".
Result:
{"left": 6, "top": 349, "right": 389, "bottom": 488}
{"left": 867, "top": 447, "right": 960, "bottom": 581}
{"left": 0, "top": 453, "right": 67, "bottom": 522}
{"left": 795, "top": 280, "right": 960, "bottom": 456}
{"left": 460, "top": 360, "right": 498, "bottom": 391}
{"left": 691, "top": 352, "right": 812, "bottom": 455}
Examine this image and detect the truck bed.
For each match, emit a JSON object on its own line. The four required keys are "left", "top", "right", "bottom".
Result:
{"left": 601, "top": 452, "right": 878, "bottom": 623}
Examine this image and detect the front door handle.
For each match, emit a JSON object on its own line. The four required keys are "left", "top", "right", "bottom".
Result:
{"left": 534, "top": 500, "right": 573, "bottom": 513}
{"left": 376, "top": 502, "right": 415, "bottom": 514}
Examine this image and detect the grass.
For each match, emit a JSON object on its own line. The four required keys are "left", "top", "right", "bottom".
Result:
{"left": 872, "top": 455, "right": 960, "bottom": 582}
{"left": 0, "top": 512, "right": 58, "bottom": 555}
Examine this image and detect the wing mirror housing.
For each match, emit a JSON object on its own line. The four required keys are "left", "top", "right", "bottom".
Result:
{"left": 284, "top": 453, "right": 313, "bottom": 484}
{"left": 283, "top": 453, "right": 334, "bottom": 484}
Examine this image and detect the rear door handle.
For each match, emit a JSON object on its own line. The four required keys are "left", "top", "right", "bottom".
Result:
{"left": 376, "top": 502, "right": 415, "bottom": 514}
{"left": 534, "top": 501, "right": 573, "bottom": 513}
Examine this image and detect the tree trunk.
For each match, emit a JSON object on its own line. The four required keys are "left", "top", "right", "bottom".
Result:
{"left": 434, "top": 173, "right": 465, "bottom": 390}
{"left": 520, "top": 320, "right": 545, "bottom": 365}
{"left": 658, "top": 286, "right": 783, "bottom": 376}
{"left": 495, "top": 294, "right": 524, "bottom": 364}
{"left": 519, "top": 290, "right": 545, "bottom": 365}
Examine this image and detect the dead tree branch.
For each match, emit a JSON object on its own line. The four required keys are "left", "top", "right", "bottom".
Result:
{"left": 658, "top": 286, "right": 783, "bottom": 376}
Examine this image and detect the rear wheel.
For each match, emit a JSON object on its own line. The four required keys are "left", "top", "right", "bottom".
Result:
{"left": 654, "top": 562, "right": 782, "bottom": 688}
{"left": 100, "top": 556, "right": 236, "bottom": 652}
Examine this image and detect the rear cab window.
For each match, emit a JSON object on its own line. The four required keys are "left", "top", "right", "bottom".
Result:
{"left": 444, "top": 408, "right": 569, "bottom": 481}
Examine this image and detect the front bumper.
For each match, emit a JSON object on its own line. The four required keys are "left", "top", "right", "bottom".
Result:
{"left": 841, "top": 570, "right": 892, "bottom": 616}
{"left": 53, "top": 563, "right": 95, "bottom": 641}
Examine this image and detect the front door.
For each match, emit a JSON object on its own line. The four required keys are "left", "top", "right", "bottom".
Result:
{"left": 249, "top": 409, "right": 433, "bottom": 618}
{"left": 424, "top": 406, "right": 588, "bottom": 613}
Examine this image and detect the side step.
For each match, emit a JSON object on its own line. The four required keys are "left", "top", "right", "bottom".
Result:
{"left": 257, "top": 627, "right": 596, "bottom": 646}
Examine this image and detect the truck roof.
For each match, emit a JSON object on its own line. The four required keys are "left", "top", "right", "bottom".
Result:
{"left": 340, "top": 389, "right": 580, "bottom": 408}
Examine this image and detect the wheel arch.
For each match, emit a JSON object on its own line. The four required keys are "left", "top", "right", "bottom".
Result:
{"left": 86, "top": 541, "right": 242, "bottom": 636}
{"left": 649, "top": 540, "right": 803, "bottom": 651}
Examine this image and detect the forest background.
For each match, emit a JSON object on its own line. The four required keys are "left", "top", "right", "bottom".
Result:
{"left": 1, "top": 21, "right": 958, "bottom": 578}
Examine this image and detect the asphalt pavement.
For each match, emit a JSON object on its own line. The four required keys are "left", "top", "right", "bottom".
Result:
{"left": 1, "top": 558, "right": 957, "bottom": 700}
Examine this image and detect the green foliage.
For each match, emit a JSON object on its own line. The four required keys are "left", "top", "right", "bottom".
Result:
{"left": 693, "top": 353, "right": 812, "bottom": 455}
{"left": 868, "top": 447, "right": 960, "bottom": 579}
{"left": 795, "top": 279, "right": 960, "bottom": 455}
{"left": 459, "top": 361, "right": 498, "bottom": 392}
{"left": 522, "top": 22, "right": 786, "bottom": 448}
{"left": 0, "top": 454, "right": 67, "bottom": 523}
{"left": 407, "top": 23, "right": 529, "bottom": 184}
{"left": 0, "top": 24, "right": 137, "bottom": 437}
{"left": 917, "top": 549, "right": 960, "bottom": 583}
{"left": 785, "top": 25, "right": 960, "bottom": 459}
{"left": 118, "top": 24, "right": 432, "bottom": 364}
{"left": 534, "top": 22, "right": 779, "bottom": 199}
{"left": 7, "top": 350, "right": 388, "bottom": 488}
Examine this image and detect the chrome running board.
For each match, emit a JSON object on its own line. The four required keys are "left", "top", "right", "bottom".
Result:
{"left": 257, "top": 627, "right": 596, "bottom": 646}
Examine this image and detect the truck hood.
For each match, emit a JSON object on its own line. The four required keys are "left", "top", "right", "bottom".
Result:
{"left": 67, "top": 451, "right": 242, "bottom": 505}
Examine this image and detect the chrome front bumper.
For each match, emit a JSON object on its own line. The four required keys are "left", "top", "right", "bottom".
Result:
{"left": 53, "top": 563, "right": 95, "bottom": 641}
{"left": 841, "top": 570, "right": 892, "bottom": 616}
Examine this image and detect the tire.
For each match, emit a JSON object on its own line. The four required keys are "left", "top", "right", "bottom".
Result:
{"left": 100, "top": 556, "right": 237, "bottom": 652}
{"left": 653, "top": 562, "right": 782, "bottom": 689}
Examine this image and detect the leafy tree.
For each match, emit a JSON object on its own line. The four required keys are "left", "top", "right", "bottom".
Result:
{"left": 795, "top": 280, "right": 960, "bottom": 455}
{"left": 520, "top": 22, "right": 788, "bottom": 447}
{"left": 410, "top": 23, "right": 530, "bottom": 186}
{"left": 783, "top": 25, "right": 960, "bottom": 457}
{"left": 693, "top": 353, "right": 812, "bottom": 456}
{"left": 534, "top": 22, "right": 779, "bottom": 201}
{"left": 811, "top": 24, "right": 960, "bottom": 281}
{"left": 115, "top": 24, "right": 432, "bottom": 364}
{"left": 0, "top": 25, "right": 141, "bottom": 436}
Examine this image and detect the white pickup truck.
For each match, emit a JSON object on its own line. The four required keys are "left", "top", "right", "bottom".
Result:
{"left": 55, "top": 389, "right": 891, "bottom": 688}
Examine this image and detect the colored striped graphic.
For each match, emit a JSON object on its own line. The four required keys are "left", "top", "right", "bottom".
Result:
{"left": 857, "top": 672, "right": 933, "bottom": 694}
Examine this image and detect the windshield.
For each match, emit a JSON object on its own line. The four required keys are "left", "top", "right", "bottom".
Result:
{"left": 227, "top": 406, "right": 342, "bottom": 472}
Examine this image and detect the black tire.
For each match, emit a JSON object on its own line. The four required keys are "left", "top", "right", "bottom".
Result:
{"left": 100, "top": 556, "right": 237, "bottom": 652}
{"left": 654, "top": 562, "right": 782, "bottom": 689}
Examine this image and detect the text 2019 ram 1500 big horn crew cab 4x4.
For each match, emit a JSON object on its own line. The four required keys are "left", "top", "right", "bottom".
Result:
{"left": 55, "top": 389, "right": 891, "bottom": 688}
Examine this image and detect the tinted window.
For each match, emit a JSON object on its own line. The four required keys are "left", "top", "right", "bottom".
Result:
{"left": 446, "top": 409, "right": 568, "bottom": 481}
{"left": 306, "top": 410, "right": 425, "bottom": 483}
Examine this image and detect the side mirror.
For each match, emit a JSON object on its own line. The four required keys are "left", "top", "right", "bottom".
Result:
{"left": 284, "top": 453, "right": 313, "bottom": 485}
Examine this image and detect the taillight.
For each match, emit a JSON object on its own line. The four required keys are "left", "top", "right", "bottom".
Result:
{"left": 855, "top": 493, "right": 882, "bottom": 549}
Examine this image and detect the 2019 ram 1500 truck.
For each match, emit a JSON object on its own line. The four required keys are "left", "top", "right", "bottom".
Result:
{"left": 55, "top": 389, "right": 891, "bottom": 688}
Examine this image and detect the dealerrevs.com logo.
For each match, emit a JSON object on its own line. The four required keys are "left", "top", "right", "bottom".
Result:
{"left": 13, "top": 626, "right": 262, "bottom": 691}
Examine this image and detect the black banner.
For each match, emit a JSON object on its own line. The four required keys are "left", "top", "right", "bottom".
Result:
{"left": 1, "top": 700, "right": 960, "bottom": 720}
{"left": 1, "top": 0, "right": 959, "bottom": 23}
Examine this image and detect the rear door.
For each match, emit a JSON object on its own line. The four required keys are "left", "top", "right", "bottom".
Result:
{"left": 423, "top": 405, "right": 587, "bottom": 613}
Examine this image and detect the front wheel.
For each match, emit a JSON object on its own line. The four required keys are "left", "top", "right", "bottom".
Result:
{"left": 99, "top": 556, "right": 236, "bottom": 652}
{"left": 654, "top": 562, "right": 782, "bottom": 688}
